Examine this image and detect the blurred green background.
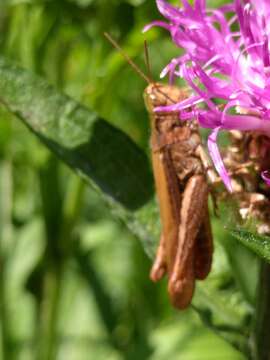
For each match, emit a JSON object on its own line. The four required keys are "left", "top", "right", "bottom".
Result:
{"left": 0, "top": 1, "right": 259, "bottom": 359}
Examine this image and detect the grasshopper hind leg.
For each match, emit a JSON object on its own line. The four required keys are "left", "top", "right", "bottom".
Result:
{"left": 194, "top": 205, "right": 213, "bottom": 280}
{"left": 169, "top": 252, "right": 196, "bottom": 309}
{"left": 168, "top": 175, "right": 208, "bottom": 309}
{"left": 150, "top": 234, "right": 167, "bottom": 282}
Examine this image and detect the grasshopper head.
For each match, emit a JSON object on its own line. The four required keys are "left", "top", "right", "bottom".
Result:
{"left": 144, "top": 83, "right": 187, "bottom": 114}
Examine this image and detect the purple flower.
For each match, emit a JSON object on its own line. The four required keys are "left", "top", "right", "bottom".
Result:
{"left": 144, "top": 0, "right": 270, "bottom": 191}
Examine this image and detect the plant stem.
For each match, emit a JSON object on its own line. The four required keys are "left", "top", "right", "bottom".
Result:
{"left": 59, "top": 175, "right": 85, "bottom": 251}
{"left": 37, "top": 159, "right": 84, "bottom": 360}
{"left": 37, "top": 263, "right": 61, "bottom": 360}
{"left": 253, "top": 260, "right": 270, "bottom": 360}
{"left": 37, "top": 157, "right": 61, "bottom": 360}
{"left": 0, "top": 258, "right": 9, "bottom": 360}
{"left": 0, "top": 160, "right": 13, "bottom": 360}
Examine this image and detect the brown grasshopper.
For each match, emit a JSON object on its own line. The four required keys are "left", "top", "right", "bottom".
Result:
{"left": 104, "top": 33, "right": 217, "bottom": 309}
{"left": 144, "top": 83, "right": 217, "bottom": 309}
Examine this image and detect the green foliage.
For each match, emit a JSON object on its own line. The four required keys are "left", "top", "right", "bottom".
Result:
{"left": 0, "top": 55, "right": 157, "bottom": 256}
{"left": 231, "top": 228, "right": 270, "bottom": 263}
{"left": 0, "top": 1, "right": 267, "bottom": 359}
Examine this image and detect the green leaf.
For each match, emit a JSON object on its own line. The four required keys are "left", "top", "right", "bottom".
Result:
{"left": 0, "top": 55, "right": 158, "bottom": 256}
{"left": 230, "top": 228, "right": 270, "bottom": 263}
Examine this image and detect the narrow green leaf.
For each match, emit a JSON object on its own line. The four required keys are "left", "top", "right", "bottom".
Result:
{"left": 230, "top": 228, "right": 270, "bottom": 263}
{"left": 0, "top": 56, "right": 158, "bottom": 256}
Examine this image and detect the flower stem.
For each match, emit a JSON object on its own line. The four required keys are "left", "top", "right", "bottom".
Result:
{"left": 253, "top": 260, "right": 270, "bottom": 360}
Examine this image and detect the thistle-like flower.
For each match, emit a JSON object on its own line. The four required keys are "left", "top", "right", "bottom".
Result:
{"left": 144, "top": 0, "right": 270, "bottom": 191}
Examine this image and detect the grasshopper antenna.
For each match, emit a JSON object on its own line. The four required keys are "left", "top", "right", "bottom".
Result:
{"left": 144, "top": 40, "right": 154, "bottom": 83}
{"left": 104, "top": 32, "right": 177, "bottom": 106}
{"left": 104, "top": 32, "right": 151, "bottom": 84}
{"left": 143, "top": 39, "right": 176, "bottom": 104}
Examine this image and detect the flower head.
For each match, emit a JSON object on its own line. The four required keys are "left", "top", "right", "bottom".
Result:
{"left": 144, "top": 0, "right": 270, "bottom": 191}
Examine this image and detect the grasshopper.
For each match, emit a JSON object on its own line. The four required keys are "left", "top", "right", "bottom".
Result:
{"left": 104, "top": 33, "right": 217, "bottom": 309}
{"left": 144, "top": 83, "right": 216, "bottom": 309}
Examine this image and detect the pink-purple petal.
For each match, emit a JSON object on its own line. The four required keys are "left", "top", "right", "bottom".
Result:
{"left": 208, "top": 127, "right": 233, "bottom": 193}
{"left": 261, "top": 170, "right": 270, "bottom": 186}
